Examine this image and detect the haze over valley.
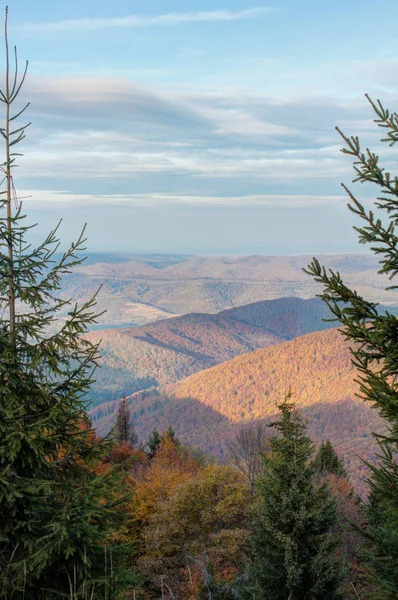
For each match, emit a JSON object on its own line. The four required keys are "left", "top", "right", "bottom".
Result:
{"left": 64, "top": 252, "right": 398, "bottom": 328}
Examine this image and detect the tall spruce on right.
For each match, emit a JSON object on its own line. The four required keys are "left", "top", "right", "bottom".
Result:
{"left": 249, "top": 397, "right": 343, "bottom": 600}
{"left": 305, "top": 95, "right": 398, "bottom": 598}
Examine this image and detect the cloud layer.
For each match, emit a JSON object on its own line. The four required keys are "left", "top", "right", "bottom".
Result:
{"left": 18, "top": 73, "right": 389, "bottom": 204}
{"left": 5, "top": 0, "right": 398, "bottom": 253}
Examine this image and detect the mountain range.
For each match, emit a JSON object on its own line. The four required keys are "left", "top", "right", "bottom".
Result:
{"left": 86, "top": 297, "right": 337, "bottom": 405}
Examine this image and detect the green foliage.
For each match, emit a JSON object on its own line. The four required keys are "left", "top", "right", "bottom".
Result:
{"left": 305, "top": 95, "right": 398, "bottom": 598}
{"left": 248, "top": 397, "right": 344, "bottom": 600}
{"left": 165, "top": 425, "right": 180, "bottom": 447}
{"left": 0, "top": 12, "right": 133, "bottom": 598}
{"left": 146, "top": 427, "right": 180, "bottom": 458}
{"left": 313, "top": 441, "right": 347, "bottom": 477}
{"left": 146, "top": 430, "right": 162, "bottom": 458}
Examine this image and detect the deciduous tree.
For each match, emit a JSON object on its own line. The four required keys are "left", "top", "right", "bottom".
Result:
{"left": 139, "top": 463, "right": 252, "bottom": 599}
{"left": 227, "top": 421, "right": 269, "bottom": 494}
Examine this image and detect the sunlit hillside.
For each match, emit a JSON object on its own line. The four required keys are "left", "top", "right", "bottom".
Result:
{"left": 91, "top": 327, "right": 383, "bottom": 494}
{"left": 86, "top": 297, "right": 336, "bottom": 404}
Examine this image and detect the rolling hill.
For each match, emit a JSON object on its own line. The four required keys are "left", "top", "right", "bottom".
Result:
{"left": 62, "top": 253, "right": 398, "bottom": 328}
{"left": 86, "top": 297, "right": 337, "bottom": 405}
{"left": 91, "top": 327, "right": 383, "bottom": 494}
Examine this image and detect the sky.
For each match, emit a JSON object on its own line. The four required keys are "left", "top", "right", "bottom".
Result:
{"left": 2, "top": 0, "right": 398, "bottom": 254}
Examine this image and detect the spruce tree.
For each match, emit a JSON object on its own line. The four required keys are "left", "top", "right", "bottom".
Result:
{"left": 146, "top": 427, "right": 180, "bottom": 458}
{"left": 249, "top": 397, "right": 343, "bottom": 600}
{"left": 116, "top": 396, "right": 138, "bottom": 446}
{"left": 313, "top": 441, "right": 347, "bottom": 478}
{"left": 305, "top": 95, "right": 398, "bottom": 598}
{"left": 0, "top": 9, "right": 133, "bottom": 598}
{"left": 147, "top": 430, "right": 162, "bottom": 458}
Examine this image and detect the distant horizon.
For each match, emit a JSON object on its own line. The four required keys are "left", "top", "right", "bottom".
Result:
{"left": 80, "top": 249, "right": 374, "bottom": 258}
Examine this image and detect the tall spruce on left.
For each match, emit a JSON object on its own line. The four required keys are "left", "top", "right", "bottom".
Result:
{"left": 0, "top": 8, "right": 133, "bottom": 599}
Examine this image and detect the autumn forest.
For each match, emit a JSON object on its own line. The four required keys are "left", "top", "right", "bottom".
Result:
{"left": 2, "top": 7, "right": 398, "bottom": 600}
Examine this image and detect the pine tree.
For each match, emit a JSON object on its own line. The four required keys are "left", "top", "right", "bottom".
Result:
{"left": 305, "top": 95, "right": 398, "bottom": 598}
{"left": 249, "top": 397, "right": 343, "bottom": 600}
{"left": 116, "top": 396, "right": 138, "bottom": 446}
{"left": 313, "top": 441, "right": 347, "bottom": 478}
{"left": 0, "top": 9, "right": 133, "bottom": 598}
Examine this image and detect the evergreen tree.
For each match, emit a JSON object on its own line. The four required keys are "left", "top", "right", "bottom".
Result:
{"left": 165, "top": 425, "right": 180, "bottom": 447}
{"left": 116, "top": 396, "right": 138, "bottom": 446}
{"left": 146, "top": 427, "right": 180, "bottom": 458}
{"left": 313, "top": 441, "right": 347, "bottom": 478}
{"left": 305, "top": 95, "right": 398, "bottom": 598}
{"left": 0, "top": 10, "right": 133, "bottom": 598}
{"left": 147, "top": 429, "right": 162, "bottom": 458}
{"left": 249, "top": 397, "right": 343, "bottom": 600}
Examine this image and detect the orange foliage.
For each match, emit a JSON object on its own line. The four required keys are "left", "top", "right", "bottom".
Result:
{"left": 107, "top": 441, "right": 145, "bottom": 466}
{"left": 133, "top": 439, "right": 201, "bottom": 524}
{"left": 92, "top": 328, "right": 384, "bottom": 494}
{"left": 326, "top": 474, "right": 374, "bottom": 598}
{"left": 87, "top": 297, "right": 336, "bottom": 407}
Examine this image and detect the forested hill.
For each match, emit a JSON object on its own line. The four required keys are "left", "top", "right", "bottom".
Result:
{"left": 217, "top": 296, "right": 337, "bottom": 338}
{"left": 91, "top": 327, "right": 383, "bottom": 494}
{"left": 86, "top": 297, "right": 336, "bottom": 405}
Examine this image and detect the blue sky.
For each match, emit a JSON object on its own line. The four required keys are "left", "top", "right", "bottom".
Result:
{"left": 3, "top": 0, "right": 398, "bottom": 253}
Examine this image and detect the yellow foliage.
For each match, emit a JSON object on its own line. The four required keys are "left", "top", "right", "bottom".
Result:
{"left": 133, "top": 438, "right": 201, "bottom": 524}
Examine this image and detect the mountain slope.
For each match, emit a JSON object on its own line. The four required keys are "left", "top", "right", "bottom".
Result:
{"left": 91, "top": 328, "right": 383, "bottom": 493}
{"left": 87, "top": 297, "right": 336, "bottom": 405}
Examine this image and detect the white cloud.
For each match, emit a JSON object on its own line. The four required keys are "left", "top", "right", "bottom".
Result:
{"left": 14, "top": 8, "right": 274, "bottom": 33}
